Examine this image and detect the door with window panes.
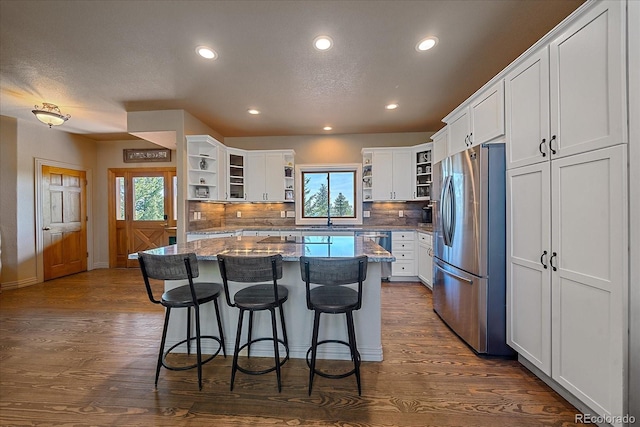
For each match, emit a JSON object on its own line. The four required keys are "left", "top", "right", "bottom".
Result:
{"left": 109, "top": 168, "right": 177, "bottom": 268}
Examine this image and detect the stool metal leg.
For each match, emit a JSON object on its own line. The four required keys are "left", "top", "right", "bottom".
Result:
{"left": 186, "top": 307, "right": 192, "bottom": 355}
{"left": 231, "top": 309, "right": 245, "bottom": 391}
{"left": 279, "top": 304, "right": 289, "bottom": 351}
{"left": 346, "top": 311, "right": 361, "bottom": 395}
{"left": 247, "top": 311, "right": 254, "bottom": 357}
{"left": 270, "top": 307, "right": 282, "bottom": 392}
{"left": 194, "top": 305, "right": 203, "bottom": 390}
{"left": 213, "top": 298, "right": 226, "bottom": 358}
{"left": 156, "top": 307, "right": 172, "bottom": 388}
{"left": 308, "top": 310, "right": 321, "bottom": 395}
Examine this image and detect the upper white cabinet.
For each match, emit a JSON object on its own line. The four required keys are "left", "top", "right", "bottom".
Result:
{"left": 246, "top": 150, "right": 295, "bottom": 202}
{"left": 413, "top": 143, "right": 432, "bottom": 200}
{"left": 431, "top": 126, "right": 448, "bottom": 165}
{"left": 445, "top": 80, "right": 505, "bottom": 157}
{"left": 470, "top": 80, "right": 505, "bottom": 145}
{"left": 227, "top": 149, "right": 246, "bottom": 200}
{"left": 186, "top": 135, "right": 226, "bottom": 201}
{"left": 364, "top": 148, "right": 412, "bottom": 201}
{"left": 506, "top": 0, "right": 626, "bottom": 170}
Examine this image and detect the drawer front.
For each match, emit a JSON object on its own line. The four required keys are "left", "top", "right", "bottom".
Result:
{"left": 393, "top": 250, "right": 414, "bottom": 261}
{"left": 392, "top": 240, "right": 415, "bottom": 252}
{"left": 417, "top": 232, "right": 432, "bottom": 245}
{"left": 392, "top": 231, "right": 414, "bottom": 241}
{"left": 392, "top": 260, "right": 415, "bottom": 276}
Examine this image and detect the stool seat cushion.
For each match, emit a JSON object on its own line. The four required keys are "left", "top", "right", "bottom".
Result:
{"left": 234, "top": 284, "right": 289, "bottom": 310}
{"left": 309, "top": 286, "right": 358, "bottom": 312}
{"left": 162, "top": 282, "right": 223, "bottom": 308}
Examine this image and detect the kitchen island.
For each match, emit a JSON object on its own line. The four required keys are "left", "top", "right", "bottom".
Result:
{"left": 135, "top": 235, "right": 395, "bottom": 362}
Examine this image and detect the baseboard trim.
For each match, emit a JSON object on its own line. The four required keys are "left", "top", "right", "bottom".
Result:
{"left": 0, "top": 276, "right": 40, "bottom": 291}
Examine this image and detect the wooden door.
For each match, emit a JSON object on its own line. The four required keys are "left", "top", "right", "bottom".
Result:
{"left": 506, "top": 161, "right": 552, "bottom": 375}
{"left": 42, "top": 166, "right": 87, "bottom": 280}
{"left": 108, "top": 168, "right": 176, "bottom": 268}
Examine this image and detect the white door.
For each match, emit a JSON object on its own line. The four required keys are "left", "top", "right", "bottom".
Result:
{"left": 470, "top": 80, "right": 505, "bottom": 146}
{"left": 392, "top": 150, "right": 412, "bottom": 200}
{"left": 506, "top": 161, "right": 552, "bottom": 375}
{"left": 549, "top": 1, "right": 626, "bottom": 159}
{"left": 372, "top": 151, "right": 393, "bottom": 201}
{"left": 447, "top": 108, "right": 470, "bottom": 156}
{"left": 264, "top": 152, "right": 284, "bottom": 201}
{"left": 505, "top": 47, "right": 550, "bottom": 170}
{"left": 246, "top": 152, "right": 266, "bottom": 201}
{"left": 551, "top": 145, "right": 626, "bottom": 422}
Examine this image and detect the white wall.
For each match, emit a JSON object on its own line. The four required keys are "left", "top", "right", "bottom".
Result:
{"left": 226, "top": 132, "right": 433, "bottom": 164}
{"left": 0, "top": 117, "right": 97, "bottom": 288}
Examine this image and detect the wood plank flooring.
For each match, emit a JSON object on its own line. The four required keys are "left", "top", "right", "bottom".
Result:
{"left": 0, "top": 269, "right": 589, "bottom": 426}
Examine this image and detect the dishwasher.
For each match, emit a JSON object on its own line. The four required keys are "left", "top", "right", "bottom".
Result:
{"left": 356, "top": 231, "right": 392, "bottom": 280}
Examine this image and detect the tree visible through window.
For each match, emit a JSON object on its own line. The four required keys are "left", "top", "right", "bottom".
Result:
{"left": 132, "top": 177, "right": 165, "bottom": 220}
{"left": 302, "top": 171, "right": 355, "bottom": 219}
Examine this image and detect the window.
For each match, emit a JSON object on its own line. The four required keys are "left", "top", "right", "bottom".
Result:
{"left": 296, "top": 164, "right": 363, "bottom": 225}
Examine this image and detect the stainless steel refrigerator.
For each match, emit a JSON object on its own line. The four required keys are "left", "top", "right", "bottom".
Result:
{"left": 431, "top": 143, "right": 513, "bottom": 356}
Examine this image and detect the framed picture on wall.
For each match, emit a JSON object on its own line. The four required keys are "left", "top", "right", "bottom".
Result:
{"left": 123, "top": 148, "right": 171, "bottom": 163}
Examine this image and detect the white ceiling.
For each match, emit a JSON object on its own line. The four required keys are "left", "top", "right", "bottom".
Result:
{"left": 0, "top": 0, "right": 584, "bottom": 140}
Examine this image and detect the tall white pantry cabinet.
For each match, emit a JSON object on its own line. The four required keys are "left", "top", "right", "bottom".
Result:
{"left": 505, "top": 1, "right": 628, "bottom": 424}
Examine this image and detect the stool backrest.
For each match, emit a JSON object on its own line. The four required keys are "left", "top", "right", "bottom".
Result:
{"left": 299, "top": 256, "right": 368, "bottom": 285}
{"left": 300, "top": 256, "right": 368, "bottom": 310}
{"left": 217, "top": 254, "right": 283, "bottom": 307}
{"left": 138, "top": 252, "right": 199, "bottom": 305}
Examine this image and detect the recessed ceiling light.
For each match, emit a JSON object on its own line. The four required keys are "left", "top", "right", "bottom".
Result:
{"left": 313, "top": 36, "right": 333, "bottom": 51}
{"left": 416, "top": 36, "right": 438, "bottom": 52}
{"left": 385, "top": 103, "right": 399, "bottom": 110}
{"left": 247, "top": 109, "right": 260, "bottom": 115}
{"left": 323, "top": 126, "right": 332, "bottom": 131}
{"left": 196, "top": 46, "right": 217, "bottom": 59}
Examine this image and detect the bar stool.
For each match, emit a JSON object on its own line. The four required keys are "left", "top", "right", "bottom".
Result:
{"left": 217, "top": 254, "right": 289, "bottom": 392}
{"left": 138, "top": 252, "right": 226, "bottom": 390}
{"left": 299, "top": 255, "right": 368, "bottom": 395}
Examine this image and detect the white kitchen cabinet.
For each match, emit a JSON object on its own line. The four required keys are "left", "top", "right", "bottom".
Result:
{"left": 470, "top": 80, "right": 505, "bottom": 145}
{"left": 186, "top": 135, "right": 225, "bottom": 201}
{"left": 506, "top": 0, "right": 626, "bottom": 170}
{"left": 227, "top": 149, "right": 246, "bottom": 200}
{"left": 413, "top": 143, "right": 432, "bottom": 200}
{"left": 365, "top": 148, "right": 412, "bottom": 201}
{"left": 446, "top": 107, "right": 471, "bottom": 157}
{"left": 246, "top": 150, "right": 294, "bottom": 202}
{"left": 431, "top": 126, "right": 448, "bottom": 165}
{"left": 508, "top": 145, "right": 627, "bottom": 421}
{"left": 416, "top": 231, "right": 433, "bottom": 288}
{"left": 391, "top": 231, "right": 415, "bottom": 277}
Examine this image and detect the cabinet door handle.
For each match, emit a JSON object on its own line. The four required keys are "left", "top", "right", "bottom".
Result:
{"left": 469, "top": 132, "right": 473, "bottom": 145}
{"left": 464, "top": 135, "right": 469, "bottom": 146}
{"left": 539, "top": 138, "right": 547, "bottom": 157}
{"left": 549, "top": 251, "right": 558, "bottom": 271}
{"left": 540, "top": 250, "right": 548, "bottom": 269}
{"left": 549, "top": 135, "right": 557, "bottom": 155}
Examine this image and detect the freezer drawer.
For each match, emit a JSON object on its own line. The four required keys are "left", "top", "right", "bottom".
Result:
{"left": 433, "top": 258, "right": 487, "bottom": 353}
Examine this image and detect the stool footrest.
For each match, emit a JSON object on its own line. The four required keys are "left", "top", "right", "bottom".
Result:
{"left": 306, "top": 339, "right": 361, "bottom": 379}
{"left": 236, "top": 337, "right": 289, "bottom": 375}
{"left": 162, "top": 336, "right": 223, "bottom": 372}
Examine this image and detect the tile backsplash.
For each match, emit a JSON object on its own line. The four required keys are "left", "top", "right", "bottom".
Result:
{"left": 188, "top": 200, "right": 428, "bottom": 230}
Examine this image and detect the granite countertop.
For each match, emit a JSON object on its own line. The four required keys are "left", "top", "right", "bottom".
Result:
{"left": 135, "top": 235, "right": 396, "bottom": 262}
{"left": 189, "top": 224, "right": 433, "bottom": 235}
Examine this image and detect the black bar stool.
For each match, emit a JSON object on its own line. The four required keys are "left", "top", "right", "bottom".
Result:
{"left": 217, "top": 254, "right": 289, "bottom": 392}
{"left": 299, "top": 255, "right": 368, "bottom": 395}
{"left": 138, "top": 252, "right": 226, "bottom": 390}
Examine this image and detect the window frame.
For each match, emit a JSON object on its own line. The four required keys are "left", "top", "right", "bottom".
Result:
{"left": 295, "top": 163, "right": 363, "bottom": 226}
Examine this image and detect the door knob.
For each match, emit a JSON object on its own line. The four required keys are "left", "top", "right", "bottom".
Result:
{"left": 43, "top": 227, "right": 51, "bottom": 231}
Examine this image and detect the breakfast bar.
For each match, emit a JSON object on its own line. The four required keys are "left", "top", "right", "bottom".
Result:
{"left": 136, "top": 235, "right": 395, "bottom": 362}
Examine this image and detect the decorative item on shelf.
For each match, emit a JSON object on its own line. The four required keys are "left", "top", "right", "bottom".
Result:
{"left": 199, "top": 158, "right": 207, "bottom": 170}
{"left": 195, "top": 186, "right": 209, "bottom": 198}
{"left": 123, "top": 148, "right": 171, "bottom": 163}
{"left": 200, "top": 178, "right": 206, "bottom": 184}
{"left": 419, "top": 152, "right": 427, "bottom": 163}
{"left": 285, "top": 190, "right": 294, "bottom": 200}
{"left": 284, "top": 167, "right": 293, "bottom": 177}
{"left": 32, "top": 103, "right": 70, "bottom": 128}
{"left": 364, "top": 158, "right": 370, "bottom": 164}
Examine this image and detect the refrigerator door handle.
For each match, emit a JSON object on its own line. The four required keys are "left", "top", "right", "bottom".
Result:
{"left": 436, "top": 262, "right": 474, "bottom": 285}
{"left": 441, "top": 175, "right": 452, "bottom": 246}
{"left": 447, "top": 175, "right": 456, "bottom": 245}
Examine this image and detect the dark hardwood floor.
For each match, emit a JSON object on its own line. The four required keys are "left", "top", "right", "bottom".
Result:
{"left": 0, "top": 269, "right": 588, "bottom": 426}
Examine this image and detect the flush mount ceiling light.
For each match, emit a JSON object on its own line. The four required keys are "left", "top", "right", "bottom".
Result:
{"left": 416, "top": 36, "right": 438, "bottom": 52}
{"left": 313, "top": 35, "right": 333, "bottom": 51}
{"left": 196, "top": 46, "right": 217, "bottom": 59}
{"left": 385, "top": 103, "right": 399, "bottom": 110}
{"left": 247, "top": 109, "right": 260, "bottom": 115}
{"left": 323, "top": 126, "right": 333, "bottom": 131}
{"left": 31, "top": 103, "right": 70, "bottom": 128}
